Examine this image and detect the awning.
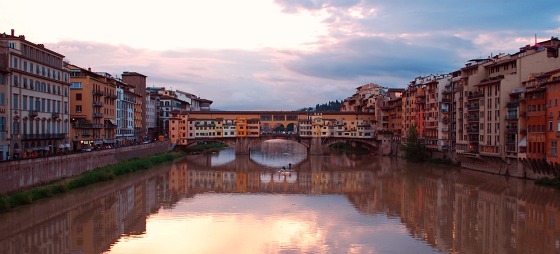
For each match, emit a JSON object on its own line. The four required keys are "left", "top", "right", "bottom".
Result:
{"left": 58, "top": 144, "right": 65, "bottom": 149}
{"left": 103, "top": 139, "right": 116, "bottom": 144}
{"left": 65, "top": 144, "right": 71, "bottom": 148}
{"left": 518, "top": 137, "right": 527, "bottom": 147}
{"left": 107, "top": 119, "right": 117, "bottom": 125}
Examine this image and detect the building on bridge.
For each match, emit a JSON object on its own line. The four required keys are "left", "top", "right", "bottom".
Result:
{"left": 168, "top": 111, "right": 378, "bottom": 149}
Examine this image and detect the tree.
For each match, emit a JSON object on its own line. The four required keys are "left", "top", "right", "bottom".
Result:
{"left": 401, "top": 124, "right": 426, "bottom": 162}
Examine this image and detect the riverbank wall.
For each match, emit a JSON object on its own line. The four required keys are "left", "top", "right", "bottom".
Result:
{"left": 0, "top": 141, "right": 171, "bottom": 194}
{"left": 456, "top": 154, "right": 560, "bottom": 180}
{"left": 387, "top": 141, "right": 558, "bottom": 180}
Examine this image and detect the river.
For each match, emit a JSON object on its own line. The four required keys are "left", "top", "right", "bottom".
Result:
{"left": 0, "top": 140, "right": 559, "bottom": 254}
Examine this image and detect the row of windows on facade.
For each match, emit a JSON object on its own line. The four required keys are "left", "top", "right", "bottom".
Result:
{"left": 12, "top": 120, "right": 68, "bottom": 135}
{"left": 527, "top": 102, "right": 560, "bottom": 112}
{"left": 12, "top": 75, "right": 68, "bottom": 96}
{"left": 74, "top": 93, "right": 116, "bottom": 106}
{"left": 19, "top": 43, "right": 64, "bottom": 68}
{"left": 12, "top": 94, "right": 67, "bottom": 113}
{"left": 12, "top": 57, "right": 68, "bottom": 83}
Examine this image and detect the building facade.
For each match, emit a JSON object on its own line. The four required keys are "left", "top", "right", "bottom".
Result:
{"left": 67, "top": 64, "right": 118, "bottom": 151}
{"left": 1, "top": 29, "right": 71, "bottom": 159}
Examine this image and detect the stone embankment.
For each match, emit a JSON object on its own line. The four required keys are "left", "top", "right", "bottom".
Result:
{"left": 0, "top": 141, "right": 170, "bottom": 194}
{"left": 456, "top": 154, "right": 559, "bottom": 180}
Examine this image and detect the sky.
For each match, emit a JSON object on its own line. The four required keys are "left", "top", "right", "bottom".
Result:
{"left": 1, "top": 0, "right": 559, "bottom": 110}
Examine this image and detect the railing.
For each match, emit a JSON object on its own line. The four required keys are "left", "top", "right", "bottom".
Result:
{"left": 28, "top": 110, "right": 38, "bottom": 117}
{"left": 51, "top": 112, "right": 60, "bottom": 119}
{"left": 506, "top": 126, "right": 518, "bottom": 134}
{"left": 506, "top": 114, "right": 518, "bottom": 120}
{"left": 93, "top": 101, "right": 103, "bottom": 107}
{"left": 93, "top": 112, "right": 103, "bottom": 118}
{"left": 467, "top": 105, "right": 479, "bottom": 111}
{"left": 467, "top": 128, "right": 479, "bottom": 134}
{"left": 22, "top": 133, "right": 66, "bottom": 140}
{"left": 92, "top": 89, "right": 104, "bottom": 96}
{"left": 74, "top": 123, "right": 102, "bottom": 129}
{"left": 467, "top": 116, "right": 479, "bottom": 122}
{"left": 468, "top": 92, "right": 484, "bottom": 99}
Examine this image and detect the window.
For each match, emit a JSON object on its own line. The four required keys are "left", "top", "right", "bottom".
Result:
{"left": 76, "top": 105, "right": 82, "bottom": 112}
{"left": 12, "top": 94, "right": 18, "bottom": 109}
{"left": 12, "top": 121, "right": 19, "bottom": 134}
{"left": 70, "top": 82, "right": 82, "bottom": 89}
{"left": 22, "top": 96, "right": 27, "bottom": 110}
{"left": 76, "top": 93, "right": 82, "bottom": 101}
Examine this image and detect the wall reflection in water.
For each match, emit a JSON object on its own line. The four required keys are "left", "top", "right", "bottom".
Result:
{"left": 0, "top": 149, "right": 559, "bottom": 253}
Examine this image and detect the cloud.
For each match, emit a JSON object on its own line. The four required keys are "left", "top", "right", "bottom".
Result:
{"left": 29, "top": 1, "right": 559, "bottom": 111}
{"left": 50, "top": 40, "right": 355, "bottom": 111}
{"left": 285, "top": 36, "right": 467, "bottom": 84}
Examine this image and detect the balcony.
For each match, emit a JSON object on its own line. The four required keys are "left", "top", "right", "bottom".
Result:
{"left": 506, "top": 126, "right": 518, "bottom": 134}
{"left": 93, "top": 112, "right": 103, "bottom": 118}
{"left": 93, "top": 101, "right": 103, "bottom": 107}
{"left": 104, "top": 124, "right": 117, "bottom": 129}
{"left": 467, "top": 104, "right": 479, "bottom": 111}
{"left": 467, "top": 128, "right": 479, "bottom": 134}
{"left": 468, "top": 92, "right": 484, "bottom": 99}
{"left": 22, "top": 133, "right": 66, "bottom": 140}
{"left": 467, "top": 116, "right": 479, "bottom": 122}
{"left": 73, "top": 123, "right": 102, "bottom": 129}
{"left": 28, "top": 110, "right": 38, "bottom": 117}
{"left": 51, "top": 112, "right": 60, "bottom": 119}
{"left": 92, "top": 89, "right": 104, "bottom": 96}
{"left": 104, "top": 92, "right": 117, "bottom": 99}
{"left": 506, "top": 114, "right": 518, "bottom": 121}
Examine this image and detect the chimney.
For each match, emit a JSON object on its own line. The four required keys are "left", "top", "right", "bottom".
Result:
{"left": 88, "top": 67, "right": 91, "bottom": 72}
{"left": 11, "top": 29, "right": 14, "bottom": 36}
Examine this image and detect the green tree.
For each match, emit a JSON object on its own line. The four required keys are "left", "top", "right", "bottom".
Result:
{"left": 401, "top": 124, "right": 426, "bottom": 162}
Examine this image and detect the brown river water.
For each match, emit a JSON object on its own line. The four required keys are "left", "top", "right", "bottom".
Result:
{"left": 0, "top": 140, "right": 559, "bottom": 254}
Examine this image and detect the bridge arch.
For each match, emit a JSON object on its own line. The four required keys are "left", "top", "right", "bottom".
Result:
{"left": 324, "top": 138, "right": 380, "bottom": 153}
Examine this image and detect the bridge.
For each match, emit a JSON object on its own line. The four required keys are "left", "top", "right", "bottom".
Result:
{"left": 169, "top": 111, "right": 390, "bottom": 155}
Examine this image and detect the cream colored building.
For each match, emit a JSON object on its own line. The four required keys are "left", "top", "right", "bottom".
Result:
{"left": 0, "top": 29, "right": 71, "bottom": 158}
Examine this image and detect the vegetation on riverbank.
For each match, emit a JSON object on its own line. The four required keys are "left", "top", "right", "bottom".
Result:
{"left": 183, "top": 142, "right": 228, "bottom": 153}
{"left": 401, "top": 124, "right": 427, "bottom": 163}
{"left": 535, "top": 177, "right": 560, "bottom": 189}
{"left": 0, "top": 152, "right": 183, "bottom": 213}
{"left": 329, "top": 142, "right": 370, "bottom": 154}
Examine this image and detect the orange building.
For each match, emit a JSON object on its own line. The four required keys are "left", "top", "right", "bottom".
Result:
{"left": 525, "top": 78, "right": 547, "bottom": 160}
{"left": 543, "top": 69, "right": 560, "bottom": 163}
{"left": 67, "top": 64, "right": 117, "bottom": 151}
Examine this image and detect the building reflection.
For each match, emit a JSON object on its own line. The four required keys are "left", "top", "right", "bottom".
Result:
{"left": 0, "top": 155, "right": 559, "bottom": 253}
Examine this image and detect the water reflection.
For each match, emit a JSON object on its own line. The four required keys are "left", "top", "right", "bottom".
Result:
{"left": 0, "top": 146, "right": 560, "bottom": 253}
{"left": 249, "top": 140, "right": 307, "bottom": 169}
